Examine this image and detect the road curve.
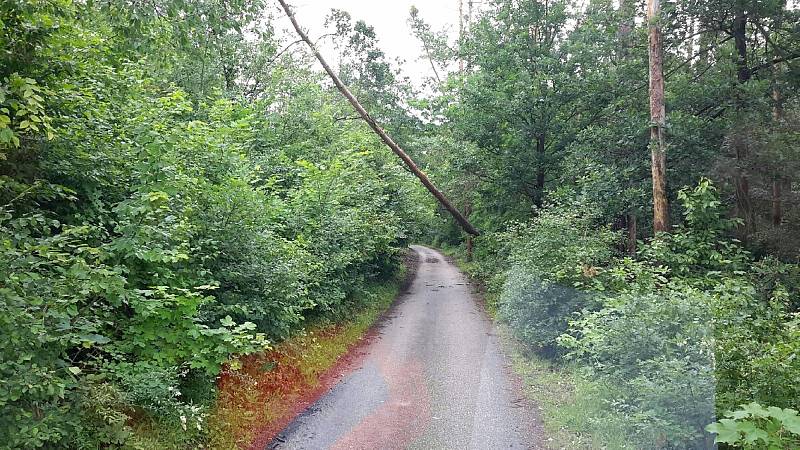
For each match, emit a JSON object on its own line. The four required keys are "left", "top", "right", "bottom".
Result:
{"left": 269, "top": 245, "right": 541, "bottom": 449}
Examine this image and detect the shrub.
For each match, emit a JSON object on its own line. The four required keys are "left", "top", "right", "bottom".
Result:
{"left": 555, "top": 180, "right": 799, "bottom": 448}
{"left": 561, "top": 284, "right": 718, "bottom": 448}
{"left": 498, "top": 201, "right": 619, "bottom": 354}
{"left": 0, "top": 206, "right": 266, "bottom": 448}
{"left": 707, "top": 402, "right": 800, "bottom": 449}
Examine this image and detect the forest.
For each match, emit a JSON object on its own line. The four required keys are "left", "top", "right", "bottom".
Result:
{"left": 0, "top": 0, "right": 799, "bottom": 448}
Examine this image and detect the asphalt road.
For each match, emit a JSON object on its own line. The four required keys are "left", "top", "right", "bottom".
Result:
{"left": 269, "top": 245, "right": 540, "bottom": 450}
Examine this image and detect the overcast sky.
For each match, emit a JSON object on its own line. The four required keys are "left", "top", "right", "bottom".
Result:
{"left": 273, "top": 1, "right": 467, "bottom": 86}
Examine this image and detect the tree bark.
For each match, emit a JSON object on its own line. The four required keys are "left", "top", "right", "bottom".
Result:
{"left": 772, "top": 62, "right": 784, "bottom": 226}
{"left": 732, "top": 8, "right": 755, "bottom": 235}
{"left": 277, "top": 0, "right": 480, "bottom": 236}
{"left": 772, "top": 178, "right": 783, "bottom": 226}
{"left": 733, "top": 158, "right": 755, "bottom": 235}
{"left": 647, "top": 0, "right": 670, "bottom": 233}
{"left": 627, "top": 213, "right": 638, "bottom": 254}
{"left": 534, "top": 133, "right": 546, "bottom": 208}
{"left": 618, "top": 0, "right": 633, "bottom": 52}
{"left": 685, "top": 17, "right": 696, "bottom": 62}
{"left": 619, "top": 0, "right": 637, "bottom": 249}
{"left": 465, "top": 203, "right": 474, "bottom": 261}
{"left": 459, "top": 0, "right": 465, "bottom": 73}
{"left": 733, "top": 11, "right": 750, "bottom": 83}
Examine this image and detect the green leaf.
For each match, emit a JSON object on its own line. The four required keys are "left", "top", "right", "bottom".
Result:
{"left": 79, "top": 334, "right": 111, "bottom": 346}
{"left": 707, "top": 419, "right": 742, "bottom": 444}
{"left": 743, "top": 402, "right": 771, "bottom": 419}
{"left": 737, "top": 421, "right": 769, "bottom": 444}
{"left": 774, "top": 409, "right": 800, "bottom": 435}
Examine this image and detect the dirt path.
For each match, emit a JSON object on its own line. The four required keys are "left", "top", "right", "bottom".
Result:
{"left": 268, "top": 245, "right": 542, "bottom": 449}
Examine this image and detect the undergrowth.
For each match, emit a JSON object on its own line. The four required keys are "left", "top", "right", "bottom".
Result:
{"left": 205, "top": 275, "right": 404, "bottom": 449}
{"left": 502, "top": 328, "right": 635, "bottom": 449}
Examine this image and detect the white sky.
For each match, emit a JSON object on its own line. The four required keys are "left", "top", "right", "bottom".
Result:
{"left": 273, "top": 1, "right": 467, "bottom": 86}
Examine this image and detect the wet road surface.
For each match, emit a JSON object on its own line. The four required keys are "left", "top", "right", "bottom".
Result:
{"left": 269, "top": 245, "right": 540, "bottom": 449}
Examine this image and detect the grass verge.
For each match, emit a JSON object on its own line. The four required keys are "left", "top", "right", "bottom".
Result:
{"left": 500, "top": 329, "right": 633, "bottom": 449}
{"left": 435, "top": 242, "right": 629, "bottom": 449}
{"left": 124, "top": 255, "right": 414, "bottom": 449}
{"left": 205, "top": 259, "right": 413, "bottom": 449}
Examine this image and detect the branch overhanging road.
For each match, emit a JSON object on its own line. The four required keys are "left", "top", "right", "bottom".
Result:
{"left": 277, "top": 0, "right": 480, "bottom": 237}
{"left": 268, "top": 246, "right": 543, "bottom": 449}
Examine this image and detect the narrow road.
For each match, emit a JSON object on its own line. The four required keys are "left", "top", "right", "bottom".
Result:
{"left": 269, "top": 246, "right": 540, "bottom": 449}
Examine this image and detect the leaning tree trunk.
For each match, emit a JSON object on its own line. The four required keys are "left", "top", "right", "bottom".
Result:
{"left": 277, "top": 0, "right": 480, "bottom": 236}
{"left": 647, "top": 0, "right": 670, "bottom": 233}
{"left": 465, "top": 203, "right": 474, "bottom": 261}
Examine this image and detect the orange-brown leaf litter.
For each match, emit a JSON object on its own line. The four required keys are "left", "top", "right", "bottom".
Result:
{"left": 205, "top": 254, "right": 416, "bottom": 449}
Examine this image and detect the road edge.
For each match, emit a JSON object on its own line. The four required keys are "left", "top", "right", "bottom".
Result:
{"left": 252, "top": 248, "right": 421, "bottom": 450}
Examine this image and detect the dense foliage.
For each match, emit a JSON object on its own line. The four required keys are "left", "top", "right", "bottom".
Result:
{"left": 413, "top": 0, "right": 800, "bottom": 448}
{"left": 2, "top": 0, "right": 799, "bottom": 448}
{"left": 0, "top": 1, "right": 430, "bottom": 447}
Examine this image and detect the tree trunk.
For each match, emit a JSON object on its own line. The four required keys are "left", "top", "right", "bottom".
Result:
{"left": 278, "top": 0, "right": 480, "bottom": 236}
{"left": 459, "top": 0, "right": 465, "bottom": 74}
{"left": 733, "top": 11, "right": 750, "bottom": 83}
{"left": 618, "top": 0, "right": 633, "bottom": 52}
{"left": 619, "top": 0, "right": 637, "bottom": 248}
{"left": 772, "top": 63, "right": 784, "bottom": 226}
{"left": 647, "top": 0, "right": 670, "bottom": 233}
{"left": 733, "top": 156, "right": 755, "bottom": 235}
{"left": 732, "top": 8, "right": 755, "bottom": 235}
{"left": 627, "top": 213, "right": 638, "bottom": 254}
{"left": 534, "top": 133, "right": 546, "bottom": 208}
{"left": 465, "top": 203, "right": 474, "bottom": 261}
{"left": 698, "top": 29, "right": 714, "bottom": 68}
{"left": 772, "top": 179, "right": 783, "bottom": 226}
{"left": 685, "top": 17, "right": 695, "bottom": 62}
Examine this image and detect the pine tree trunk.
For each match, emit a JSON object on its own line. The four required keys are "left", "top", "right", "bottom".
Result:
{"left": 732, "top": 8, "right": 755, "bottom": 236}
{"left": 772, "top": 63, "right": 784, "bottom": 227}
{"left": 647, "top": 0, "right": 670, "bottom": 233}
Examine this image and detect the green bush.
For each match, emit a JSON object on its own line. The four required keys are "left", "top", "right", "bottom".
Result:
{"left": 497, "top": 202, "right": 619, "bottom": 354}
{"left": 707, "top": 402, "right": 800, "bottom": 449}
{"left": 0, "top": 206, "right": 266, "bottom": 448}
{"left": 0, "top": 6, "right": 425, "bottom": 444}
{"left": 561, "top": 284, "right": 718, "bottom": 448}
{"left": 490, "top": 180, "right": 800, "bottom": 448}
{"left": 714, "top": 288, "right": 800, "bottom": 412}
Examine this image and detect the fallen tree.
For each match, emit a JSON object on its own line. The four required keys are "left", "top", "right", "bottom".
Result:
{"left": 277, "top": 0, "right": 480, "bottom": 237}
